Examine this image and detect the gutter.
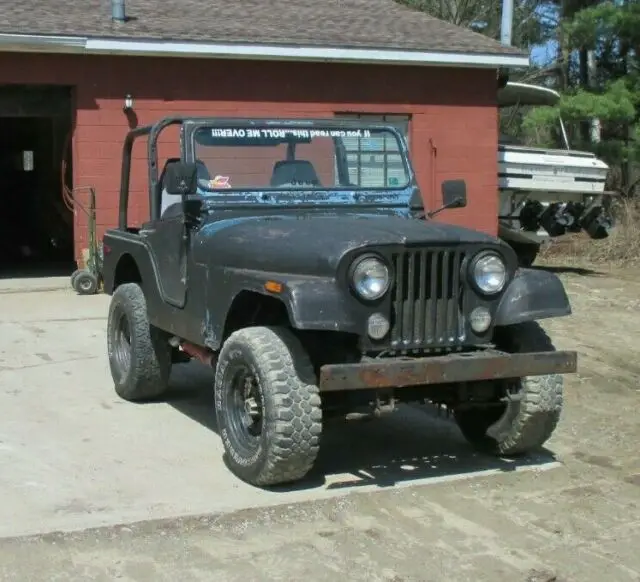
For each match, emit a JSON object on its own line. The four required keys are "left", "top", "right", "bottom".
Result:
{"left": 0, "top": 33, "right": 530, "bottom": 69}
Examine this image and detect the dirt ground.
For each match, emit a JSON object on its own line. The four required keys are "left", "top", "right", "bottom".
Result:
{"left": 0, "top": 263, "right": 639, "bottom": 582}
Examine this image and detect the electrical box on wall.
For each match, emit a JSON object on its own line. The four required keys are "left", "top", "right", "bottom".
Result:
{"left": 22, "top": 150, "right": 34, "bottom": 172}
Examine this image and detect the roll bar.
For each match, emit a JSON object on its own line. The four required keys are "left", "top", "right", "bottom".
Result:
{"left": 118, "top": 116, "right": 185, "bottom": 229}
{"left": 117, "top": 115, "right": 414, "bottom": 229}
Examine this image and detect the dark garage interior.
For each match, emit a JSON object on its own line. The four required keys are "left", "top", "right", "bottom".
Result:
{"left": 0, "top": 85, "right": 75, "bottom": 279}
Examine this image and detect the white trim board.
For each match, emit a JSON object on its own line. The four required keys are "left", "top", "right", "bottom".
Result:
{"left": 0, "top": 33, "right": 530, "bottom": 68}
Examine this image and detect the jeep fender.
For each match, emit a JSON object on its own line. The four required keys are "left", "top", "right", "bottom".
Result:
{"left": 216, "top": 273, "right": 361, "bottom": 341}
{"left": 280, "top": 277, "right": 360, "bottom": 332}
{"left": 102, "top": 231, "right": 194, "bottom": 340}
{"left": 494, "top": 268, "right": 571, "bottom": 327}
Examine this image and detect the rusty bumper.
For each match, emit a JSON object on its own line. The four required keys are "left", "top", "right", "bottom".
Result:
{"left": 318, "top": 350, "right": 578, "bottom": 393}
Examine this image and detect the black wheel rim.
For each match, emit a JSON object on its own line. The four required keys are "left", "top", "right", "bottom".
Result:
{"left": 226, "top": 364, "right": 264, "bottom": 457}
{"left": 113, "top": 307, "right": 132, "bottom": 378}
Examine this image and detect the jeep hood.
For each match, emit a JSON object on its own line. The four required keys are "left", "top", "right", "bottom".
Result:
{"left": 193, "top": 211, "right": 498, "bottom": 275}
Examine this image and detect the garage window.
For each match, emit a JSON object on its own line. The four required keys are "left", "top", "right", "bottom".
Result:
{"left": 334, "top": 114, "right": 411, "bottom": 188}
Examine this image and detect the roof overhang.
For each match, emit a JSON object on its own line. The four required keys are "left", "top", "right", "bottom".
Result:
{"left": 0, "top": 33, "right": 530, "bottom": 68}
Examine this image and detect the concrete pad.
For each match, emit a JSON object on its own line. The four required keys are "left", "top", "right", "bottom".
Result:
{"left": 0, "top": 276, "right": 70, "bottom": 295}
{"left": 2, "top": 267, "right": 640, "bottom": 581}
{"left": 0, "top": 288, "right": 559, "bottom": 539}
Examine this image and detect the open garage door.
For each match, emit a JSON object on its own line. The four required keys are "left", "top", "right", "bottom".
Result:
{"left": 0, "top": 85, "right": 74, "bottom": 279}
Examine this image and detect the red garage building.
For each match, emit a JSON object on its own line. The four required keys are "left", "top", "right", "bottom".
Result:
{"left": 0, "top": 0, "right": 528, "bottom": 275}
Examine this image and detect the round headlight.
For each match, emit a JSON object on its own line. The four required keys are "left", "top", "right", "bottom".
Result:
{"left": 472, "top": 253, "right": 507, "bottom": 294}
{"left": 351, "top": 257, "right": 390, "bottom": 301}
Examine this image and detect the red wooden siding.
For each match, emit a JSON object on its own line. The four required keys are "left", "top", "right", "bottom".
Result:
{"left": 0, "top": 53, "right": 498, "bottom": 264}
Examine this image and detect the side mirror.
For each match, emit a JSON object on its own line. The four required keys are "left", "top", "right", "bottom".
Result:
{"left": 164, "top": 161, "right": 198, "bottom": 196}
{"left": 441, "top": 179, "right": 467, "bottom": 209}
{"left": 408, "top": 189, "right": 425, "bottom": 212}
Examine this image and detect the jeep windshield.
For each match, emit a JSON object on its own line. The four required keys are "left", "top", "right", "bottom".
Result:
{"left": 192, "top": 124, "right": 411, "bottom": 195}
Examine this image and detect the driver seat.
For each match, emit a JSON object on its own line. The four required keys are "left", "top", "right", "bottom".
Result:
{"left": 270, "top": 160, "right": 321, "bottom": 187}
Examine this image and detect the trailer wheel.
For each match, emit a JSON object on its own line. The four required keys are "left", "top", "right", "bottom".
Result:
{"left": 73, "top": 271, "right": 99, "bottom": 295}
{"left": 107, "top": 282, "right": 172, "bottom": 401}
{"left": 454, "top": 321, "right": 563, "bottom": 456}
{"left": 70, "top": 269, "right": 83, "bottom": 288}
{"left": 215, "top": 326, "right": 322, "bottom": 487}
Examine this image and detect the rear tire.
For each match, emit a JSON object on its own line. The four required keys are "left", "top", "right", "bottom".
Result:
{"left": 107, "top": 283, "right": 172, "bottom": 401}
{"left": 215, "top": 326, "right": 322, "bottom": 487}
{"left": 454, "top": 321, "right": 563, "bottom": 456}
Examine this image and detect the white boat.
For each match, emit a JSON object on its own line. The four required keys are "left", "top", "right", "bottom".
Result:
{"left": 497, "top": 81, "right": 613, "bottom": 264}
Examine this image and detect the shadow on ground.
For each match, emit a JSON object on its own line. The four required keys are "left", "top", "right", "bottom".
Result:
{"left": 162, "top": 361, "right": 558, "bottom": 492}
{"left": 0, "top": 259, "right": 76, "bottom": 280}
{"left": 532, "top": 264, "right": 605, "bottom": 277}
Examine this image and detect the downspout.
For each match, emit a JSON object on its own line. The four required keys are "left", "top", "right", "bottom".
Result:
{"left": 111, "top": 0, "right": 126, "bottom": 22}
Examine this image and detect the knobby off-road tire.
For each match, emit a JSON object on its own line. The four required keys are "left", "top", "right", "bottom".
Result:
{"left": 215, "top": 326, "right": 322, "bottom": 487}
{"left": 454, "top": 321, "right": 563, "bottom": 456}
{"left": 107, "top": 283, "right": 172, "bottom": 401}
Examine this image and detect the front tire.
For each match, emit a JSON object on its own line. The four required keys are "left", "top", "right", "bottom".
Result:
{"left": 215, "top": 326, "right": 322, "bottom": 487}
{"left": 454, "top": 321, "right": 563, "bottom": 456}
{"left": 107, "top": 283, "right": 172, "bottom": 401}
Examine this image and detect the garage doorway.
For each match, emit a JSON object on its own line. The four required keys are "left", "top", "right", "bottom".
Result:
{"left": 0, "top": 85, "right": 75, "bottom": 279}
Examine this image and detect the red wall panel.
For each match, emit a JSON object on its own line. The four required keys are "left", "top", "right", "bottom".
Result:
{"left": 0, "top": 53, "right": 498, "bottom": 264}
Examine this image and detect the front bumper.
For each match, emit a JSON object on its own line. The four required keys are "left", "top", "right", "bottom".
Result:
{"left": 318, "top": 349, "right": 577, "bottom": 392}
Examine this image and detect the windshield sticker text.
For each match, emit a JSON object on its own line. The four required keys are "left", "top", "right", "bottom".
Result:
{"left": 209, "top": 128, "right": 372, "bottom": 139}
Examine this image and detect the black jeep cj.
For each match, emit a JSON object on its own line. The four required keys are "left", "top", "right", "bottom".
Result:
{"left": 102, "top": 116, "right": 577, "bottom": 487}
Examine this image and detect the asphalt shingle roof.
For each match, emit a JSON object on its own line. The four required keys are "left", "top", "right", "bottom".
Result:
{"left": 0, "top": 0, "right": 526, "bottom": 57}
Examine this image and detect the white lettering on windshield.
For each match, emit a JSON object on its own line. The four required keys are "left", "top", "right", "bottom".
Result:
{"left": 210, "top": 128, "right": 248, "bottom": 138}
{"left": 210, "top": 128, "right": 372, "bottom": 139}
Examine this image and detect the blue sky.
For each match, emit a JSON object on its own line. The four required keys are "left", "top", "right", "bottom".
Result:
{"left": 530, "top": 39, "right": 558, "bottom": 65}
{"left": 528, "top": 2, "right": 560, "bottom": 66}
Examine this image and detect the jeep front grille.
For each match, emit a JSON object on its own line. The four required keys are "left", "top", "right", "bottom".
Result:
{"left": 390, "top": 248, "right": 466, "bottom": 348}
